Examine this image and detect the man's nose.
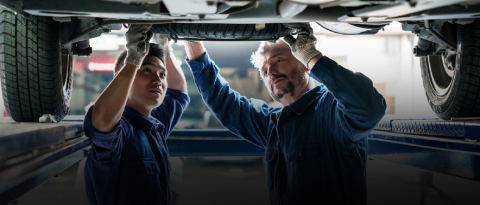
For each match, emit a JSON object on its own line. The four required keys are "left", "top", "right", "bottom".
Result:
{"left": 267, "top": 66, "right": 278, "bottom": 79}
{"left": 153, "top": 73, "right": 163, "bottom": 85}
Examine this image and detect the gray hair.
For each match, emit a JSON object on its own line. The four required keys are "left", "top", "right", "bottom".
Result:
{"left": 250, "top": 39, "right": 290, "bottom": 70}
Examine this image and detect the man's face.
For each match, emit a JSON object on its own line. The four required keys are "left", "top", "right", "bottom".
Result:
{"left": 128, "top": 55, "right": 168, "bottom": 109}
{"left": 260, "top": 44, "right": 308, "bottom": 103}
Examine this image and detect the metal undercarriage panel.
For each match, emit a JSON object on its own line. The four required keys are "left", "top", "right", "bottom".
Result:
{"left": 18, "top": 0, "right": 480, "bottom": 24}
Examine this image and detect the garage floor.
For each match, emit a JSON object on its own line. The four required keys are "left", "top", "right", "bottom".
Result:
{"left": 15, "top": 158, "right": 480, "bottom": 205}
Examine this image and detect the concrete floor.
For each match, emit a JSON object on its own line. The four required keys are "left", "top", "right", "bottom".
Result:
{"left": 14, "top": 157, "right": 480, "bottom": 205}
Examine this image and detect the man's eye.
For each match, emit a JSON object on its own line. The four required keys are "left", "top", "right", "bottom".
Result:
{"left": 161, "top": 73, "right": 166, "bottom": 77}
{"left": 276, "top": 59, "right": 281, "bottom": 64}
{"left": 144, "top": 68, "right": 150, "bottom": 72}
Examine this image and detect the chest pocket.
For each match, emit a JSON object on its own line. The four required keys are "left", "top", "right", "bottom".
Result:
{"left": 130, "top": 158, "right": 161, "bottom": 175}
{"left": 287, "top": 144, "right": 320, "bottom": 161}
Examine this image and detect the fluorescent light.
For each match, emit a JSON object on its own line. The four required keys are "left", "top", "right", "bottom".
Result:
{"left": 116, "top": 38, "right": 127, "bottom": 45}
{"left": 88, "top": 62, "right": 115, "bottom": 71}
{"left": 90, "top": 34, "right": 120, "bottom": 50}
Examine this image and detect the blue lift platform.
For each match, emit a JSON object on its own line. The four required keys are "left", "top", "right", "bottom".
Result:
{"left": 0, "top": 117, "right": 479, "bottom": 204}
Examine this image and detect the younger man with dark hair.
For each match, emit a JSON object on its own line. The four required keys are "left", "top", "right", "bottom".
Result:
{"left": 83, "top": 24, "right": 189, "bottom": 205}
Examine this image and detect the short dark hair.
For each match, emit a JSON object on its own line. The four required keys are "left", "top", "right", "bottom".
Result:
{"left": 114, "top": 43, "right": 165, "bottom": 75}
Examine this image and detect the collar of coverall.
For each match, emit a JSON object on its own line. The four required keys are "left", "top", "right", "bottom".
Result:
{"left": 284, "top": 85, "right": 323, "bottom": 115}
{"left": 123, "top": 106, "right": 164, "bottom": 133}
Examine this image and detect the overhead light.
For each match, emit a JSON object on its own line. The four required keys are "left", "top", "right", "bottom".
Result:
{"left": 90, "top": 34, "right": 120, "bottom": 50}
{"left": 88, "top": 62, "right": 115, "bottom": 71}
{"left": 116, "top": 38, "right": 127, "bottom": 45}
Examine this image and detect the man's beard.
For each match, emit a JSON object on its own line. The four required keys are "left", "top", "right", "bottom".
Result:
{"left": 271, "top": 66, "right": 306, "bottom": 103}
{"left": 272, "top": 81, "right": 295, "bottom": 102}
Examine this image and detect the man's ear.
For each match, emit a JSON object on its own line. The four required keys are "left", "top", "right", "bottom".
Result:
{"left": 301, "top": 61, "right": 311, "bottom": 74}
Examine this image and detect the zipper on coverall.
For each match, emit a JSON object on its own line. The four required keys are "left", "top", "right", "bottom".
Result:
{"left": 276, "top": 111, "right": 283, "bottom": 205}
{"left": 155, "top": 131, "right": 171, "bottom": 205}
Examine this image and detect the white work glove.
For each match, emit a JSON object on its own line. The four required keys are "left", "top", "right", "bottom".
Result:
{"left": 283, "top": 23, "right": 322, "bottom": 67}
{"left": 125, "top": 24, "right": 153, "bottom": 68}
{"left": 153, "top": 34, "right": 173, "bottom": 57}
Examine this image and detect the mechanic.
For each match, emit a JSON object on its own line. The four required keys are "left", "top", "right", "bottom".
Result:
{"left": 83, "top": 24, "right": 189, "bottom": 205}
{"left": 184, "top": 23, "right": 386, "bottom": 204}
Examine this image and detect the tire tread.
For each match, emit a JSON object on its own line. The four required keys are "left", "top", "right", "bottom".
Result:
{"left": 150, "top": 23, "right": 293, "bottom": 40}
{"left": 0, "top": 7, "right": 71, "bottom": 122}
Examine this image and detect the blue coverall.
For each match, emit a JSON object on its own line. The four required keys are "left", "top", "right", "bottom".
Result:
{"left": 83, "top": 89, "right": 189, "bottom": 205}
{"left": 186, "top": 53, "right": 386, "bottom": 204}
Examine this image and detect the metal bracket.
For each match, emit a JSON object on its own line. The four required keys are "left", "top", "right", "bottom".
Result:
{"left": 168, "top": 23, "right": 179, "bottom": 43}
{"left": 62, "top": 42, "right": 93, "bottom": 56}
{"left": 403, "top": 20, "right": 455, "bottom": 56}
{"left": 413, "top": 45, "right": 437, "bottom": 57}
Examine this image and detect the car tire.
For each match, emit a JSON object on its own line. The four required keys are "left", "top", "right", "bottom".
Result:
{"left": 421, "top": 19, "right": 480, "bottom": 120}
{"left": 0, "top": 7, "right": 73, "bottom": 122}
{"left": 150, "top": 23, "right": 293, "bottom": 40}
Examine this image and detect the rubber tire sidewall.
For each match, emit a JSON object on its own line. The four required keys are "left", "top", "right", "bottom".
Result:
{"left": 421, "top": 24, "right": 463, "bottom": 120}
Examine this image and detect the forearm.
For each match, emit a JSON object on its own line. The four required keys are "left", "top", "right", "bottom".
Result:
{"left": 186, "top": 52, "right": 268, "bottom": 147}
{"left": 184, "top": 42, "right": 206, "bottom": 60}
{"left": 165, "top": 55, "right": 187, "bottom": 93}
{"left": 92, "top": 63, "right": 137, "bottom": 132}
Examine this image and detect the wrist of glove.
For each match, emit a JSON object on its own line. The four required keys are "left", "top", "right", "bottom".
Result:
{"left": 125, "top": 50, "right": 146, "bottom": 68}
{"left": 153, "top": 34, "right": 173, "bottom": 57}
{"left": 125, "top": 24, "right": 153, "bottom": 68}
{"left": 287, "top": 35, "right": 322, "bottom": 66}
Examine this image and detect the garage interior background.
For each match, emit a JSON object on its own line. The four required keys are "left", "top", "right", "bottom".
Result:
{"left": 4, "top": 23, "right": 478, "bottom": 205}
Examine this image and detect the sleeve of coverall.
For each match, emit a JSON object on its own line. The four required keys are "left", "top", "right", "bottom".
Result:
{"left": 186, "top": 52, "right": 273, "bottom": 148}
{"left": 151, "top": 88, "right": 190, "bottom": 139}
{"left": 309, "top": 56, "right": 386, "bottom": 143}
{"left": 83, "top": 106, "right": 125, "bottom": 164}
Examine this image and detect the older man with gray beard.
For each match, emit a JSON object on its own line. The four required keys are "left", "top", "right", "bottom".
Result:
{"left": 185, "top": 23, "right": 386, "bottom": 205}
